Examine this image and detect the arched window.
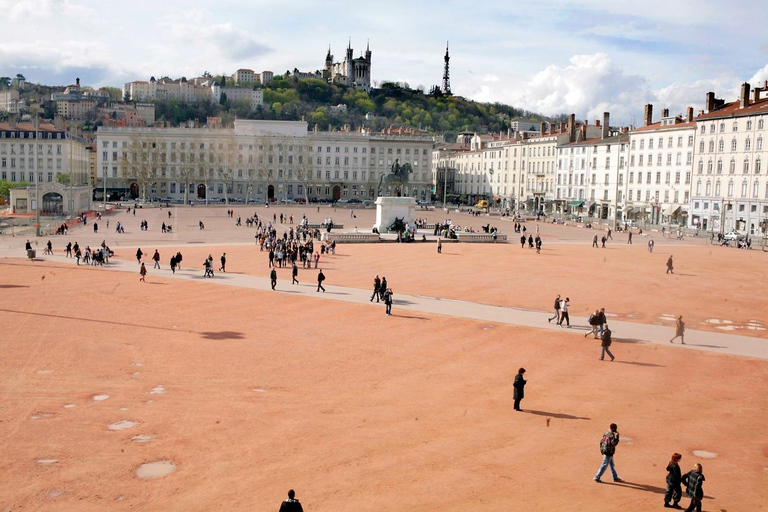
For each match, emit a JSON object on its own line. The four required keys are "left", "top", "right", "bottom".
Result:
{"left": 754, "top": 180, "right": 760, "bottom": 198}
{"left": 759, "top": 119, "right": 765, "bottom": 130}
{"left": 710, "top": 124, "right": 715, "bottom": 134}
{"left": 731, "top": 139, "right": 737, "bottom": 151}
{"left": 717, "top": 159, "right": 723, "bottom": 174}
{"left": 743, "top": 158, "right": 750, "bottom": 173}
{"left": 729, "top": 159, "right": 735, "bottom": 174}
{"left": 719, "top": 122, "right": 725, "bottom": 132}
{"left": 758, "top": 137, "right": 763, "bottom": 150}
{"left": 718, "top": 139, "right": 724, "bottom": 152}
{"left": 698, "top": 160, "right": 703, "bottom": 174}
{"left": 747, "top": 120, "right": 753, "bottom": 130}
{"left": 745, "top": 138, "right": 751, "bottom": 150}
{"left": 707, "top": 160, "right": 713, "bottom": 174}
{"left": 708, "top": 140, "right": 714, "bottom": 152}
{"left": 756, "top": 158, "right": 762, "bottom": 174}
{"left": 696, "top": 179, "right": 702, "bottom": 195}
{"left": 714, "top": 181, "right": 720, "bottom": 196}
{"left": 706, "top": 180, "right": 712, "bottom": 195}
{"left": 699, "top": 141, "right": 705, "bottom": 153}
{"left": 741, "top": 180, "right": 748, "bottom": 197}
{"left": 727, "top": 180, "right": 733, "bottom": 197}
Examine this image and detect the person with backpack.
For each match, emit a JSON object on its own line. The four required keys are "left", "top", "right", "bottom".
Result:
{"left": 681, "top": 463, "right": 705, "bottom": 512}
{"left": 513, "top": 367, "right": 526, "bottom": 412}
{"left": 316, "top": 269, "right": 326, "bottom": 292}
{"left": 585, "top": 309, "right": 601, "bottom": 339}
{"left": 594, "top": 423, "right": 622, "bottom": 483}
{"left": 599, "top": 324, "right": 615, "bottom": 361}
{"left": 664, "top": 453, "right": 683, "bottom": 509}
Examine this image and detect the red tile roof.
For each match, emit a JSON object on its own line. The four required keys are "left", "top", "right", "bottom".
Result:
{"left": 0, "top": 122, "right": 59, "bottom": 132}
{"left": 630, "top": 120, "right": 697, "bottom": 133}
{"left": 696, "top": 97, "right": 768, "bottom": 121}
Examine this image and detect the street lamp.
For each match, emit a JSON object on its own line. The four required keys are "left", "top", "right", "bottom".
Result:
{"left": 34, "top": 114, "right": 40, "bottom": 236}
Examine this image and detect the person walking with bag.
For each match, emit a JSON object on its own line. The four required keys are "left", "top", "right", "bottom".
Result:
{"left": 670, "top": 316, "right": 686, "bottom": 344}
{"left": 594, "top": 423, "right": 622, "bottom": 483}
{"left": 513, "top": 368, "right": 526, "bottom": 412}
{"left": 599, "top": 324, "right": 615, "bottom": 361}
{"left": 664, "top": 453, "right": 683, "bottom": 509}
{"left": 316, "top": 269, "right": 326, "bottom": 292}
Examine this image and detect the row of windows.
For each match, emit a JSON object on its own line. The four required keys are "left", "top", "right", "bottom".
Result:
{"left": 630, "top": 153, "right": 692, "bottom": 166}
{"left": 695, "top": 179, "right": 768, "bottom": 199}
{"left": 1, "top": 157, "right": 61, "bottom": 169}
{"left": 0, "top": 143, "right": 63, "bottom": 155}
{"left": 0, "top": 131, "right": 66, "bottom": 139}
{"left": 699, "top": 118, "right": 765, "bottom": 134}
{"left": 632, "top": 136, "right": 694, "bottom": 151}
{"left": 698, "top": 137, "right": 763, "bottom": 153}
{"left": 697, "top": 158, "right": 762, "bottom": 175}
{"left": 0, "top": 171, "right": 57, "bottom": 182}
{"left": 625, "top": 190, "right": 690, "bottom": 203}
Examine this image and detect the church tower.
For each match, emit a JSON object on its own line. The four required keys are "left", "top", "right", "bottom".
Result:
{"left": 345, "top": 38, "right": 353, "bottom": 86}
{"left": 324, "top": 45, "right": 333, "bottom": 80}
{"left": 442, "top": 41, "right": 452, "bottom": 95}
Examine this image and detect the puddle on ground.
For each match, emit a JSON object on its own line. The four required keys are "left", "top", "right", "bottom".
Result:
{"left": 148, "top": 385, "right": 166, "bottom": 395}
{"left": 43, "top": 489, "right": 64, "bottom": 499}
{"left": 108, "top": 420, "right": 139, "bottom": 431}
{"left": 705, "top": 318, "right": 732, "bottom": 324}
{"left": 37, "top": 370, "right": 54, "bottom": 375}
{"left": 93, "top": 394, "right": 110, "bottom": 401}
{"left": 135, "top": 461, "right": 176, "bottom": 480}
{"left": 252, "top": 388, "right": 268, "bottom": 393}
{"left": 692, "top": 450, "right": 718, "bottom": 459}
{"left": 119, "top": 407, "right": 128, "bottom": 412}
{"left": 620, "top": 436, "right": 633, "bottom": 444}
{"left": 30, "top": 413, "right": 53, "bottom": 420}
{"left": 131, "top": 434, "right": 154, "bottom": 443}
{"left": 37, "top": 459, "right": 58, "bottom": 465}
{"left": 63, "top": 404, "right": 76, "bottom": 409}
{"left": 715, "top": 325, "right": 739, "bottom": 331}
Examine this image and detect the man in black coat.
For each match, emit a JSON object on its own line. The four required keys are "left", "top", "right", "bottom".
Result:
{"left": 279, "top": 489, "right": 304, "bottom": 512}
{"left": 513, "top": 368, "right": 527, "bottom": 412}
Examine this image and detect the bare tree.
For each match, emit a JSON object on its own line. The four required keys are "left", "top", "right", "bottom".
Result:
{"left": 215, "top": 135, "right": 238, "bottom": 205}
{"left": 120, "top": 134, "right": 159, "bottom": 201}
{"left": 174, "top": 151, "right": 195, "bottom": 205}
{"left": 191, "top": 135, "right": 212, "bottom": 205}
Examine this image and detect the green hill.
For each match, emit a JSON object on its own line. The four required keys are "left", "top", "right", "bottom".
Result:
{"left": 154, "top": 75, "right": 546, "bottom": 137}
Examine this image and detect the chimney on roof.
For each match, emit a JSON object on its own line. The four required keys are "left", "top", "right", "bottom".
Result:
{"left": 539, "top": 121, "right": 545, "bottom": 135}
{"left": 595, "top": 119, "right": 601, "bottom": 127}
{"left": 568, "top": 113, "right": 576, "bottom": 142}
{"left": 705, "top": 92, "right": 715, "bottom": 113}
{"left": 643, "top": 104, "right": 653, "bottom": 126}
{"left": 9, "top": 114, "right": 16, "bottom": 129}
{"left": 740, "top": 82, "right": 750, "bottom": 108}
{"left": 602, "top": 112, "right": 610, "bottom": 139}
{"left": 686, "top": 107, "right": 694, "bottom": 123}
{"left": 662, "top": 108, "right": 669, "bottom": 118}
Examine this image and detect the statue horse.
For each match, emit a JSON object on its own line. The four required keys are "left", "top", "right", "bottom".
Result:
{"left": 378, "top": 159, "right": 413, "bottom": 197}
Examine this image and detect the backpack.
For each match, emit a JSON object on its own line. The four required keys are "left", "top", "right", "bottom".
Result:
{"left": 588, "top": 315, "right": 595, "bottom": 325}
{"left": 600, "top": 431, "right": 615, "bottom": 455}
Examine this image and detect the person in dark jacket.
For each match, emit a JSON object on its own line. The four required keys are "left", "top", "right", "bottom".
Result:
{"left": 548, "top": 294, "right": 561, "bottom": 323}
{"left": 383, "top": 288, "right": 393, "bottom": 316}
{"left": 599, "top": 324, "right": 615, "bottom": 361}
{"left": 279, "top": 489, "right": 304, "bottom": 512}
{"left": 270, "top": 268, "right": 277, "bottom": 290}
{"left": 666, "top": 255, "right": 675, "bottom": 274}
{"left": 586, "top": 309, "right": 601, "bottom": 339}
{"left": 513, "top": 367, "right": 526, "bottom": 411}
{"left": 681, "top": 463, "right": 705, "bottom": 512}
{"left": 664, "top": 453, "right": 683, "bottom": 508}
{"left": 292, "top": 263, "right": 299, "bottom": 284}
{"left": 370, "top": 275, "right": 381, "bottom": 302}
{"left": 316, "top": 269, "right": 326, "bottom": 292}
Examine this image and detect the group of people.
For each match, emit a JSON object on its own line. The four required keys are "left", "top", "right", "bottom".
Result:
{"left": 519, "top": 233, "right": 543, "bottom": 253}
{"left": 370, "top": 275, "right": 394, "bottom": 315}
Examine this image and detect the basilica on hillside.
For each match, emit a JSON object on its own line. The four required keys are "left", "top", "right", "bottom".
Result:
{"left": 323, "top": 41, "right": 372, "bottom": 92}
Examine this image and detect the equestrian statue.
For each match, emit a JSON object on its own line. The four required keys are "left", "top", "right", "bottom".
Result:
{"left": 377, "top": 159, "right": 413, "bottom": 197}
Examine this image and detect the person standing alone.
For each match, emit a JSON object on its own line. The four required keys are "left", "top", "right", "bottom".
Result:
{"left": 270, "top": 268, "right": 277, "bottom": 290}
{"left": 383, "top": 287, "right": 393, "bottom": 315}
{"left": 316, "top": 269, "right": 326, "bottom": 292}
{"left": 152, "top": 250, "right": 161, "bottom": 270}
{"left": 139, "top": 262, "right": 147, "bottom": 282}
{"left": 513, "top": 367, "right": 526, "bottom": 411}
{"left": 279, "top": 489, "right": 304, "bottom": 512}
{"left": 666, "top": 255, "right": 674, "bottom": 274}
{"left": 437, "top": 238, "right": 442, "bottom": 254}
{"left": 219, "top": 253, "right": 227, "bottom": 272}
{"left": 292, "top": 262, "right": 299, "bottom": 284}
{"left": 594, "top": 423, "right": 622, "bottom": 483}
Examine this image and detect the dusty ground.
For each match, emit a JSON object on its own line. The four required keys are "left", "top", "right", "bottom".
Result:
{"left": 1, "top": 205, "right": 766, "bottom": 510}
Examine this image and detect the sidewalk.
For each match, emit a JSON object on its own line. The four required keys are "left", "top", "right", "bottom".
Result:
{"left": 31, "top": 253, "right": 768, "bottom": 362}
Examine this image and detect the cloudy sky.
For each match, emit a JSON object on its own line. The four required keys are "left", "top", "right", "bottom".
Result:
{"left": 2, "top": 0, "right": 767, "bottom": 126}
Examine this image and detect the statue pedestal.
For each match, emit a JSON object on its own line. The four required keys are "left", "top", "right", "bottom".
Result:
{"left": 374, "top": 197, "right": 416, "bottom": 232}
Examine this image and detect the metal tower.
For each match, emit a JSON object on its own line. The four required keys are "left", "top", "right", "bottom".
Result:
{"left": 442, "top": 41, "right": 451, "bottom": 95}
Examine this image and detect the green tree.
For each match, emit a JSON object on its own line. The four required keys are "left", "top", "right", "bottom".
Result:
{"left": 56, "top": 173, "right": 71, "bottom": 186}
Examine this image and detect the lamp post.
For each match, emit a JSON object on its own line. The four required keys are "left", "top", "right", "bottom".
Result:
{"left": 34, "top": 114, "right": 40, "bottom": 236}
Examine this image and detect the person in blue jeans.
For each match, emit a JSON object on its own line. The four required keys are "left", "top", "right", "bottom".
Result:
{"left": 595, "top": 423, "right": 623, "bottom": 483}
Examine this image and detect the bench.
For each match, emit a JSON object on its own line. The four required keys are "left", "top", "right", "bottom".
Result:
{"left": 455, "top": 233, "right": 508, "bottom": 243}
{"left": 325, "top": 233, "right": 381, "bottom": 243}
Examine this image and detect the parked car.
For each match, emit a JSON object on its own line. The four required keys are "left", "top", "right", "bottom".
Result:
{"left": 348, "top": 198, "right": 362, "bottom": 203}
{"left": 337, "top": 198, "right": 351, "bottom": 203}
{"left": 294, "top": 197, "right": 307, "bottom": 204}
{"left": 416, "top": 199, "right": 432, "bottom": 206}
{"left": 723, "top": 230, "right": 745, "bottom": 241}
{"left": 308, "top": 197, "right": 319, "bottom": 203}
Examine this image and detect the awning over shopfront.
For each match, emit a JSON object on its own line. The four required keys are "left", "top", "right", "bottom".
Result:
{"left": 568, "top": 200, "right": 584, "bottom": 207}
{"left": 662, "top": 205, "right": 681, "bottom": 216}
{"left": 624, "top": 207, "right": 635, "bottom": 214}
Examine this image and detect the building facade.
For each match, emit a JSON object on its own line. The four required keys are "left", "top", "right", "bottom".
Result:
{"left": 95, "top": 120, "right": 434, "bottom": 203}
{"left": 323, "top": 42, "right": 372, "bottom": 92}
{"left": 0, "top": 89, "right": 22, "bottom": 114}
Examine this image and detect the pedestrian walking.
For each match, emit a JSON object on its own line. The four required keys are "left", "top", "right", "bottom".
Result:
{"left": 513, "top": 367, "right": 526, "bottom": 412}
{"left": 666, "top": 255, "right": 674, "bottom": 274}
{"left": 528, "top": 234, "right": 534, "bottom": 248}
{"left": 594, "top": 423, "right": 622, "bottom": 483}
{"left": 648, "top": 239, "right": 655, "bottom": 252}
{"left": 292, "top": 263, "right": 299, "bottom": 284}
{"left": 607, "top": 228, "right": 613, "bottom": 240}
{"left": 46, "top": 240, "right": 53, "bottom": 255}
{"left": 370, "top": 275, "right": 381, "bottom": 302}
{"left": 379, "top": 277, "right": 387, "bottom": 301}
{"left": 152, "top": 250, "right": 161, "bottom": 269}
{"left": 601, "top": 235, "right": 607, "bottom": 248}
{"left": 547, "top": 294, "right": 561, "bottom": 323}
{"left": 520, "top": 234, "right": 526, "bottom": 248}
{"left": 670, "top": 316, "right": 686, "bottom": 344}
{"left": 586, "top": 309, "right": 601, "bottom": 339}
{"left": 219, "top": 253, "right": 227, "bottom": 272}
{"left": 627, "top": 231, "right": 633, "bottom": 244}
{"left": 593, "top": 234, "right": 599, "bottom": 248}
{"left": 383, "top": 287, "right": 393, "bottom": 315}
{"left": 175, "top": 251, "right": 183, "bottom": 270}
{"left": 558, "top": 297, "right": 571, "bottom": 327}
{"left": 279, "top": 489, "right": 304, "bottom": 512}
{"left": 136, "top": 248, "right": 143, "bottom": 263}
{"left": 139, "top": 262, "right": 147, "bottom": 282}
{"left": 65, "top": 242, "right": 72, "bottom": 257}
{"left": 599, "top": 324, "right": 615, "bottom": 361}
{"left": 270, "top": 268, "right": 277, "bottom": 290}
{"left": 681, "top": 463, "right": 705, "bottom": 512}
{"left": 170, "top": 255, "right": 177, "bottom": 274}
{"left": 437, "top": 238, "right": 442, "bottom": 253}
{"left": 664, "top": 453, "right": 683, "bottom": 509}
{"left": 316, "top": 269, "right": 326, "bottom": 292}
